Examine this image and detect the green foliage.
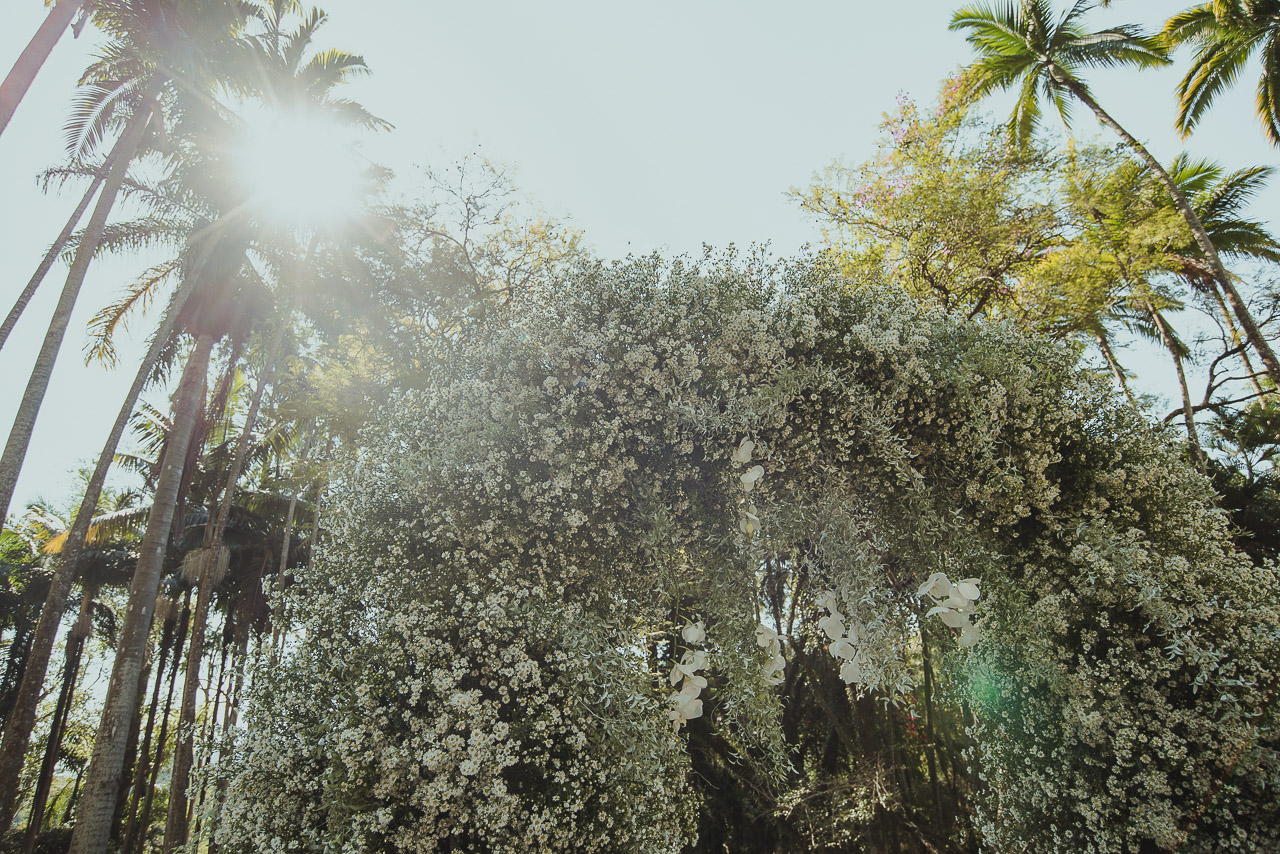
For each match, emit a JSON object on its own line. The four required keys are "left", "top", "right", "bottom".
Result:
{"left": 223, "top": 254, "right": 1280, "bottom": 852}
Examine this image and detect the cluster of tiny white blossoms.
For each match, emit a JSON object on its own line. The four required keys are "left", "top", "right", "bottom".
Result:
{"left": 817, "top": 591, "right": 872, "bottom": 685}
{"left": 734, "top": 438, "right": 764, "bottom": 537}
{"left": 668, "top": 621, "right": 709, "bottom": 732}
{"left": 755, "top": 623, "right": 786, "bottom": 686}
{"left": 220, "top": 585, "right": 696, "bottom": 853}
{"left": 223, "top": 256, "right": 1280, "bottom": 853}
{"left": 917, "top": 572, "right": 982, "bottom": 648}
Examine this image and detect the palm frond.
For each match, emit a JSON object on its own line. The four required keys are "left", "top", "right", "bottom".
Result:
{"left": 44, "top": 506, "right": 151, "bottom": 554}
{"left": 85, "top": 259, "right": 182, "bottom": 367}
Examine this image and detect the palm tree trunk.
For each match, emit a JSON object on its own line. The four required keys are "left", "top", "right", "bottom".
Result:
{"left": 0, "top": 270, "right": 197, "bottom": 831}
{"left": 269, "top": 429, "right": 313, "bottom": 657}
{"left": 68, "top": 329, "right": 215, "bottom": 854}
{"left": 1152, "top": 308, "right": 1206, "bottom": 466}
{"left": 110, "top": 646, "right": 153, "bottom": 844}
{"left": 128, "top": 595, "right": 188, "bottom": 854}
{"left": 0, "top": 0, "right": 87, "bottom": 139}
{"left": 0, "top": 83, "right": 158, "bottom": 527}
{"left": 1058, "top": 72, "right": 1280, "bottom": 388}
{"left": 119, "top": 616, "right": 174, "bottom": 853}
{"left": 1095, "top": 329, "right": 1138, "bottom": 407}
{"left": 163, "top": 314, "right": 291, "bottom": 853}
{"left": 1207, "top": 285, "right": 1268, "bottom": 397}
{"left": 21, "top": 586, "right": 95, "bottom": 853}
{"left": 0, "top": 157, "right": 111, "bottom": 353}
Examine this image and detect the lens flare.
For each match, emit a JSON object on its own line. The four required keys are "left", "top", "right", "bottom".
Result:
{"left": 236, "top": 111, "right": 368, "bottom": 228}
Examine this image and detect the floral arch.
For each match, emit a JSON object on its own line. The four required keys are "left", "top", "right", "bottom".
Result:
{"left": 221, "top": 254, "right": 1280, "bottom": 853}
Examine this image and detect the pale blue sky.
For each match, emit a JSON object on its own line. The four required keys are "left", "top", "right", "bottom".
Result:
{"left": 1, "top": 0, "right": 1276, "bottom": 514}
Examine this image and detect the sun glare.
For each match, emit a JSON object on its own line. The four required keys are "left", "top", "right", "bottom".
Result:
{"left": 235, "top": 111, "right": 368, "bottom": 229}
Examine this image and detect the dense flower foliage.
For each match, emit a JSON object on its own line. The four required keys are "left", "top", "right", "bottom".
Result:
{"left": 221, "top": 253, "right": 1280, "bottom": 852}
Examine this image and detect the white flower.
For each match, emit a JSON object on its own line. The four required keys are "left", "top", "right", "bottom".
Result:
{"left": 739, "top": 507, "right": 761, "bottom": 537}
{"left": 956, "top": 578, "right": 981, "bottom": 601}
{"left": 817, "top": 591, "right": 841, "bottom": 615}
{"left": 669, "top": 650, "right": 709, "bottom": 686}
{"left": 681, "top": 620, "right": 706, "bottom": 644}
{"left": 740, "top": 465, "right": 765, "bottom": 491}
{"left": 957, "top": 621, "right": 982, "bottom": 648}
{"left": 818, "top": 614, "right": 845, "bottom": 641}
{"left": 927, "top": 605, "right": 971, "bottom": 629}
{"left": 917, "top": 572, "right": 954, "bottom": 600}
{"left": 667, "top": 695, "right": 703, "bottom": 728}
{"left": 839, "top": 659, "right": 863, "bottom": 684}
{"left": 731, "top": 438, "right": 755, "bottom": 465}
{"left": 829, "top": 637, "right": 857, "bottom": 660}
{"left": 756, "top": 624, "right": 778, "bottom": 649}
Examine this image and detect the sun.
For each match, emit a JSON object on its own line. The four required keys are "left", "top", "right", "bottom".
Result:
{"left": 234, "top": 110, "right": 370, "bottom": 229}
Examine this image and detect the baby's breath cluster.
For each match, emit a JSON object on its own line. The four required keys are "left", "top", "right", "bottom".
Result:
{"left": 219, "top": 584, "right": 694, "bottom": 853}
{"left": 224, "top": 253, "right": 1280, "bottom": 852}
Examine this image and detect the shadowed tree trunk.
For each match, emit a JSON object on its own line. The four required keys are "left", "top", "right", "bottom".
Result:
{"left": 21, "top": 585, "right": 96, "bottom": 853}
{"left": 69, "top": 328, "right": 215, "bottom": 854}
{"left": 0, "top": 0, "right": 88, "bottom": 138}
{"left": 119, "top": 613, "right": 175, "bottom": 852}
{"left": 0, "top": 267, "right": 197, "bottom": 829}
{"left": 164, "top": 311, "right": 292, "bottom": 852}
{"left": 127, "top": 594, "right": 188, "bottom": 854}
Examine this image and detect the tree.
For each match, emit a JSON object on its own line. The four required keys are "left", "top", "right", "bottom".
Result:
{"left": 793, "top": 93, "right": 1062, "bottom": 321}
{"left": 951, "top": 0, "right": 1280, "bottom": 387}
{"left": 1164, "top": 0, "right": 1280, "bottom": 145}
{"left": 0, "top": 0, "right": 89, "bottom": 139}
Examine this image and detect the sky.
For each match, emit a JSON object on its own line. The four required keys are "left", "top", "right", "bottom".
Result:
{"left": 1, "top": 0, "right": 1277, "bottom": 515}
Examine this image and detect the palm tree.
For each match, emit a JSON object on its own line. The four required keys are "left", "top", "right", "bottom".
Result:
{"left": 1164, "top": 1, "right": 1280, "bottom": 145}
{"left": 0, "top": 0, "right": 90, "bottom": 139}
{"left": 0, "top": 0, "right": 248, "bottom": 532}
{"left": 1161, "top": 154, "right": 1280, "bottom": 395}
{"left": 69, "top": 12, "right": 381, "bottom": 851}
{"left": 951, "top": 0, "right": 1280, "bottom": 388}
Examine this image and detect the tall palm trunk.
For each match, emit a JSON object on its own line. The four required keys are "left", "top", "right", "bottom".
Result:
{"left": 0, "top": 84, "right": 157, "bottom": 526}
{"left": 21, "top": 586, "right": 96, "bottom": 852}
{"left": 1151, "top": 307, "right": 1206, "bottom": 467}
{"left": 0, "top": 154, "right": 112, "bottom": 353}
{"left": 1057, "top": 71, "right": 1280, "bottom": 388}
{"left": 119, "top": 614, "right": 175, "bottom": 853}
{"left": 68, "top": 329, "right": 215, "bottom": 854}
{"left": 127, "top": 595, "right": 188, "bottom": 854}
{"left": 1206, "top": 284, "right": 1268, "bottom": 398}
{"left": 0, "top": 0, "right": 87, "bottom": 139}
{"left": 0, "top": 269, "right": 197, "bottom": 830}
{"left": 269, "top": 429, "right": 313, "bottom": 656}
{"left": 1094, "top": 329, "right": 1138, "bottom": 407}
{"left": 163, "top": 314, "right": 292, "bottom": 852}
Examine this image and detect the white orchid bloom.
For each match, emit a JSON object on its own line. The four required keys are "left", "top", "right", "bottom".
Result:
{"left": 956, "top": 578, "right": 981, "bottom": 601}
{"left": 673, "top": 675, "right": 706, "bottom": 701}
{"left": 829, "top": 637, "right": 857, "bottom": 660}
{"left": 756, "top": 624, "right": 778, "bottom": 649}
{"left": 682, "top": 649, "right": 709, "bottom": 671}
{"left": 917, "top": 572, "right": 954, "bottom": 600}
{"left": 957, "top": 621, "right": 982, "bottom": 648}
{"left": 739, "top": 507, "right": 761, "bottom": 537}
{"left": 818, "top": 614, "right": 846, "bottom": 641}
{"left": 839, "top": 659, "right": 863, "bottom": 684}
{"left": 740, "top": 465, "right": 765, "bottom": 491}
{"left": 927, "top": 606, "right": 971, "bottom": 629}
{"left": 732, "top": 438, "right": 755, "bottom": 465}
{"left": 670, "top": 695, "right": 703, "bottom": 721}
{"left": 682, "top": 621, "right": 706, "bottom": 644}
